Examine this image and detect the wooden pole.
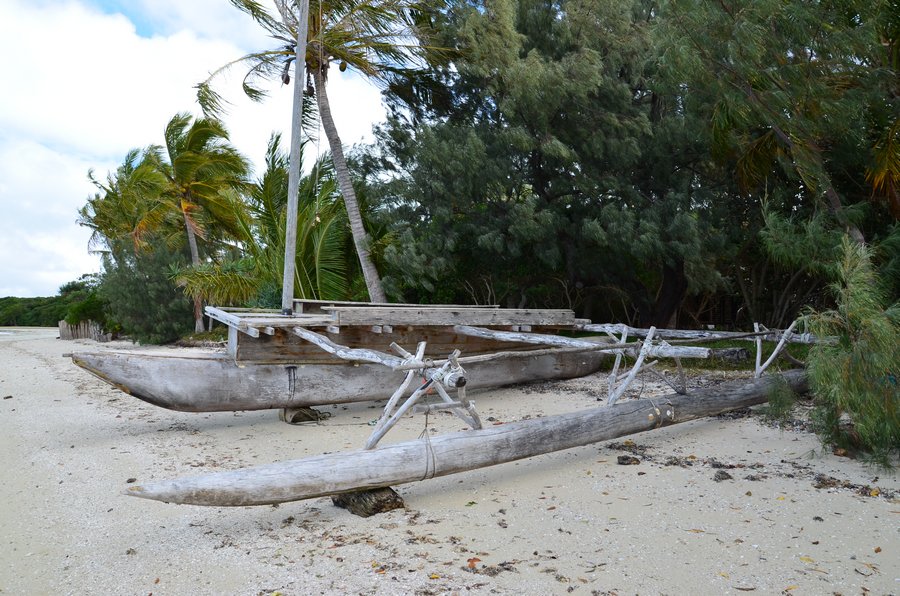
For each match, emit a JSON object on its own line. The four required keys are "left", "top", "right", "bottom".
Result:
{"left": 581, "top": 323, "right": 822, "bottom": 344}
{"left": 607, "top": 327, "right": 656, "bottom": 406}
{"left": 280, "top": 1, "right": 310, "bottom": 315}
{"left": 452, "top": 325, "right": 711, "bottom": 359}
{"left": 125, "top": 370, "right": 807, "bottom": 507}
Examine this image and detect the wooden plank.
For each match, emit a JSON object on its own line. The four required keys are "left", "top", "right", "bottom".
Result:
{"left": 294, "top": 299, "right": 499, "bottom": 315}
{"left": 205, "top": 306, "right": 244, "bottom": 328}
{"left": 124, "top": 370, "right": 808, "bottom": 506}
{"left": 232, "top": 326, "right": 528, "bottom": 363}
{"left": 329, "top": 307, "right": 576, "bottom": 327}
{"left": 212, "top": 307, "right": 280, "bottom": 313}
{"left": 226, "top": 326, "right": 238, "bottom": 359}
{"left": 205, "top": 307, "right": 334, "bottom": 331}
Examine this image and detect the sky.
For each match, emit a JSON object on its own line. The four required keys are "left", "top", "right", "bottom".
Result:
{"left": 0, "top": 0, "right": 386, "bottom": 297}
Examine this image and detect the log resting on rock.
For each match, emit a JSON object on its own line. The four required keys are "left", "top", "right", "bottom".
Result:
{"left": 125, "top": 370, "right": 807, "bottom": 507}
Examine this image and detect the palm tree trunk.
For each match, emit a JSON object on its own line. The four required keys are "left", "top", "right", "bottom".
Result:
{"left": 312, "top": 69, "right": 387, "bottom": 303}
{"left": 183, "top": 210, "right": 205, "bottom": 333}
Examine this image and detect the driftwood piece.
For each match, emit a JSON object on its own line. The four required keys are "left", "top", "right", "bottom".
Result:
{"left": 607, "top": 328, "right": 628, "bottom": 400}
{"left": 332, "top": 487, "right": 405, "bottom": 517}
{"left": 366, "top": 342, "right": 429, "bottom": 448}
{"left": 125, "top": 370, "right": 807, "bottom": 507}
{"left": 755, "top": 320, "right": 799, "bottom": 378}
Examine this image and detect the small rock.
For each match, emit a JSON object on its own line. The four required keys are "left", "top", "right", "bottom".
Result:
{"left": 617, "top": 455, "right": 641, "bottom": 465}
{"left": 713, "top": 470, "right": 733, "bottom": 482}
{"left": 332, "top": 487, "right": 405, "bottom": 517}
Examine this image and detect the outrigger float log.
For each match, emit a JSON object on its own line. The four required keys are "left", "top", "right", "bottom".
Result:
{"left": 126, "top": 370, "right": 809, "bottom": 506}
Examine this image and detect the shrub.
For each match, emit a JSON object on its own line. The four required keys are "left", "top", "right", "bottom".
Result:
{"left": 806, "top": 238, "right": 899, "bottom": 467}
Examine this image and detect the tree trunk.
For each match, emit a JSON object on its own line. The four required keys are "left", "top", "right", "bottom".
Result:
{"left": 182, "top": 208, "right": 205, "bottom": 333}
{"left": 126, "top": 370, "right": 807, "bottom": 506}
{"left": 312, "top": 69, "right": 387, "bottom": 303}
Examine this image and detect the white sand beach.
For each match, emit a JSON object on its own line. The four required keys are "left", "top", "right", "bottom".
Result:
{"left": 1, "top": 327, "right": 897, "bottom": 595}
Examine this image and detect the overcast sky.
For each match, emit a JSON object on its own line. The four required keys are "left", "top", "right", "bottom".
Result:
{"left": 0, "top": 0, "right": 385, "bottom": 297}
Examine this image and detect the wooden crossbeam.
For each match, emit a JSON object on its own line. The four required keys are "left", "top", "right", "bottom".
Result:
{"left": 581, "top": 323, "right": 821, "bottom": 344}
{"left": 453, "top": 325, "right": 710, "bottom": 359}
{"left": 327, "top": 307, "right": 577, "bottom": 327}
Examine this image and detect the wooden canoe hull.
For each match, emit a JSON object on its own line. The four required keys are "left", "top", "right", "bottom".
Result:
{"left": 71, "top": 348, "right": 605, "bottom": 412}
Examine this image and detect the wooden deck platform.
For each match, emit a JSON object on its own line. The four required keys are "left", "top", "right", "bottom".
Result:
{"left": 205, "top": 302, "right": 589, "bottom": 364}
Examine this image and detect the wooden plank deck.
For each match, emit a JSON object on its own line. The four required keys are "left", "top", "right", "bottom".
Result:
{"left": 293, "top": 299, "right": 500, "bottom": 315}
{"left": 207, "top": 303, "right": 583, "bottom": 362}
{"left": 325, "top": 306, "right": 579, "bottom": 327}
{"left": 208, "top": 304, "right": 580, "bottom": 333}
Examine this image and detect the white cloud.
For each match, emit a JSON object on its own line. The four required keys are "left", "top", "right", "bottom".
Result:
{"left": 0, "top": 0, "right": 385, "bottom": 297}
{"left": 126, "top": 0, "right": 277, "bottom": 47}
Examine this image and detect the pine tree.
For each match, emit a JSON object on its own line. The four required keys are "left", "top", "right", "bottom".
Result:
{"left": 805, "top": 238, "right": 899, "bottom": 466}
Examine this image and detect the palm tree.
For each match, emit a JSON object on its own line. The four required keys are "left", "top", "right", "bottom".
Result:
{"left": 143, "top": 113, "right": 251, "bottom": 331}
{"left": 78, "top": 148, "right": 168, "bottom": 254}
{"left": 197, "top": 0, "right": 439, "bottom": 303}
{"left": 174, "top": 133, "right": 352, "bottom": 305}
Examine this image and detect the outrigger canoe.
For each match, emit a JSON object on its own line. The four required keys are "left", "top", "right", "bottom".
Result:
{"left": 69, "top": 300, "right": 815, "bottom": 509}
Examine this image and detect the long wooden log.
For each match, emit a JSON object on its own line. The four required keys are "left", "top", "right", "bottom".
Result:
{"left": 452, "top": 325, "right": 711, "bottom": 359}
{"left": 125, "top": 370, "right": 807, "bottom": 506}
{"left": 581, "top": 323, "right": 822, "bottom": 344}
{"left": 292, "top": 326, "right": 410, "bottom": 368}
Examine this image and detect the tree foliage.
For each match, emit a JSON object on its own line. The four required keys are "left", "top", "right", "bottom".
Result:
{"left": 362, "top": 0, "right": 728, "bottom": 325}
{"left": 98, "top": 240, "right": 195, "bottom": 344}
{"left": 0, "top": 276, "right": 105, "bottom": 328}
{"left": 806, "top": 238, "right": 899, "bottom": 466}
{"left": 174, "top": 134, "right": 354, "bottom": 306}
{"left": 196, "top": 0, "right": 445, "bottom": 302}
{"left": 656, "top": 0, "right": 898, "bottom": 237}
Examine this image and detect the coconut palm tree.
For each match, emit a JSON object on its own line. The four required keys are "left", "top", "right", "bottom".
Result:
{"left": 141, "top": 113, "right": 251, "bottom": 331}
{"left": 174, "top": 133, "right": 352, "bottom": 305}
{"left": 197, "top": 0, "right": 440, "bottom": 303}
{"left": 78, "top": 147, "right": 168, "bottom": 254}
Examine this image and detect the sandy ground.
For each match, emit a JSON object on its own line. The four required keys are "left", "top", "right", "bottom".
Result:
{"left": 0, "top": 326, "right": 897, "bottom": 596}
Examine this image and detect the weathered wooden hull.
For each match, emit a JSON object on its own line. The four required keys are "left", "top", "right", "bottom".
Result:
{"left": 71, "top": 348, "right": 605, "bottom": 412}
{"left": 125, "top": 370, "right": 808, "bottom": 506}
